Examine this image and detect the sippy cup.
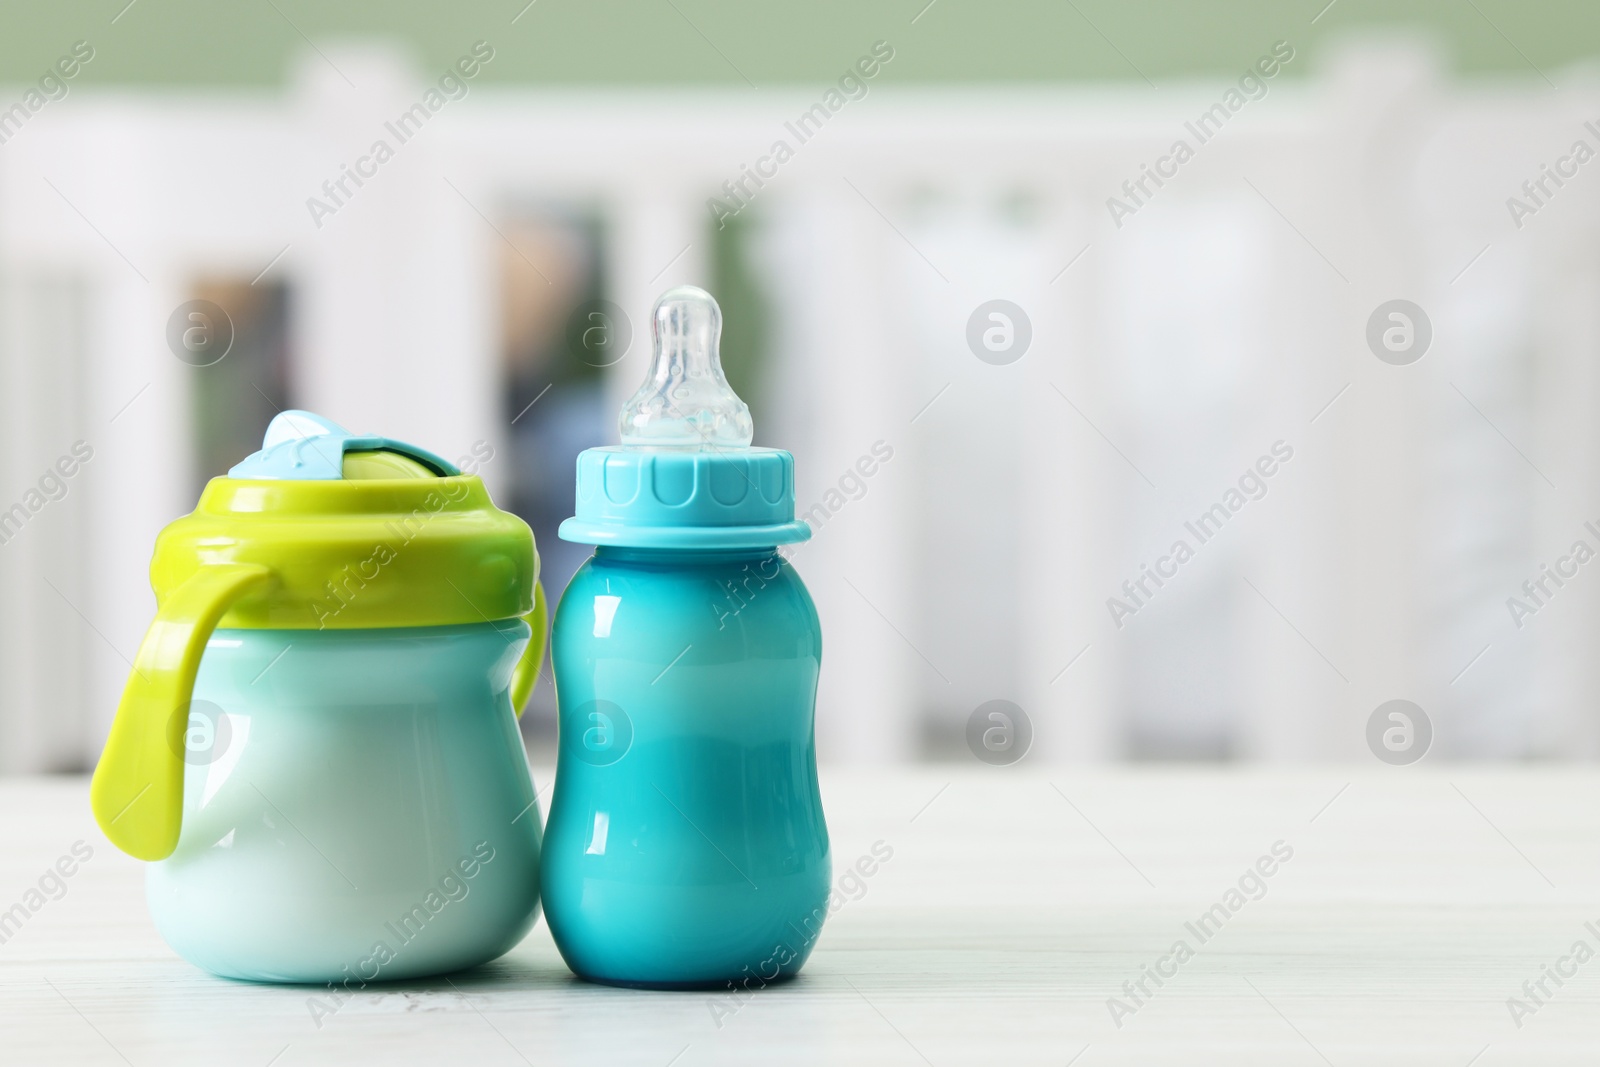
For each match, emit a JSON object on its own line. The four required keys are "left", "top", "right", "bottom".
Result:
{"left": 541, "top": 286, "right": 829, "bottom": 988}
{"left": 90, "top": 412, "right": 547, "bottom": 983}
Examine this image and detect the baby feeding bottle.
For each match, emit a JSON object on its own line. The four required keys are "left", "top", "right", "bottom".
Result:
{"left": 541, "top": 286, "right": 829, "bottom": 988}
{"left": 90, "top": 412, "right": 547, "bottom": 983}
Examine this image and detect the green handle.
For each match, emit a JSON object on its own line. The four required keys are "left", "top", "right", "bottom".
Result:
{"left": 509, "top": 581, "right": 548, "bottom": 718}
{"left": 90, "top": 563, "right": 271, "bottom": 861}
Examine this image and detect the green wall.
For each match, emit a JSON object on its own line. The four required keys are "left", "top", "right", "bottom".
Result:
{"left": 1, "top": 1, "right": 1594, "bottom": 87}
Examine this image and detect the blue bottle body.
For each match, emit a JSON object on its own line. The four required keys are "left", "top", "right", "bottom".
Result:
{"left": 542, "top": 546, "right": 829, "bottom": 988}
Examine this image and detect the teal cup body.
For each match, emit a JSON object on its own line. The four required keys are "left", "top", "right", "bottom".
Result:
{"left": 147, "top": 621, "right": 543, "bottom": 984}
{"left": 542, "top": 546, "right": 829, "bottom": 988}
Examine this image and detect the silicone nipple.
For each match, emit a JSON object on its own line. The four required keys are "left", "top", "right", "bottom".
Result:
{"left": 619, "top": 286, "right": 753, "bottom": 450}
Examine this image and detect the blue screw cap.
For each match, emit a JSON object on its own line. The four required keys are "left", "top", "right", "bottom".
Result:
{"left": 558, "top": 447, "right": 811, "bottom": 549}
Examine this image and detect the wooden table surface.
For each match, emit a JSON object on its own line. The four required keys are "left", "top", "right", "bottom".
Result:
{"left": 2, "top": 766, "right": 1597, "bottom": 1065}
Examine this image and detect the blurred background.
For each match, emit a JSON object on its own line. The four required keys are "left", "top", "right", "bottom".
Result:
{"left": 1, "top": 1, "right": 1598, "bottom": 771}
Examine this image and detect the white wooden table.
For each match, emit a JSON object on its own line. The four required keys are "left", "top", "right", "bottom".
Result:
{"left": 2, "top": 767, "right": 1596, "bottom": 1065}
